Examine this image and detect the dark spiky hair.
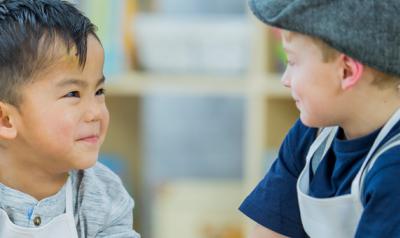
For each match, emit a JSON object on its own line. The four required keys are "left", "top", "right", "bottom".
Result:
{"left": 0, "top": 0, "right": 98, "bottom": 105}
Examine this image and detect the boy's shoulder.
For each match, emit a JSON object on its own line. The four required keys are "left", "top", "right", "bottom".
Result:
{"left": 284, "top": 119, "right": 318, "bottom": 153}
{"left": 69, "top": 165, "right": 137, "bottom": 236}
{"left": 70, "top": 162, "right": 134, "bottom": 221}
{"left": 72, "top": 162, "right": 132, "bottom": 200}
{"left": 276, "top": 119, "right": 318, "bottom": 172}
{"left": 365, "top": 139, "right": 400, "bottom": 186}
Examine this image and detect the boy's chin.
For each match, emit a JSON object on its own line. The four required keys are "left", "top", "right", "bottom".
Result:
{"left": 299, "top": 115, "right": 314, "bottom": 127}
{"left": 299, "top": 115, "right": 326, "bottom": 129}
{"left": 71, "top": 156, "right": 98, "bottom": 170}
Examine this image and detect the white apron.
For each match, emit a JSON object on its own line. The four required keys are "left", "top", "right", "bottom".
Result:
{"left": 0, "top": 177, "right": 79, "bottom": 238}
{"left": 297, "top": 108, "right": 400, "bottom": 238}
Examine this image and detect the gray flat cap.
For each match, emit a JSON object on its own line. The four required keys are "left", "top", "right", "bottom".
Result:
{"left": 249, "top": 0, "right": 400, "bottom": 76}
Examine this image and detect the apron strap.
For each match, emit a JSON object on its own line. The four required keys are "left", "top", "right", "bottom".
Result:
{"left": 65, "top": 176, "right": 73, "bottom": 215}
{"left": 358, "top": 108, "right": 400, "bottom": 172}
{"left": 351, "top": 108, "right": 400, "bottom": 199}
{"left": 311, "top": 127, "right": 338, "bottom": 174}
{"left": 358, "top": 133, "right": 400, "bottom": 194}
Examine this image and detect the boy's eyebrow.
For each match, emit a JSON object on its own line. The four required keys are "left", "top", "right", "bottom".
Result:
{"left": 97, "top": 76, "right": 106, "bottom": 87}
{"left": 56, "top": 76, "right": 106, "bottom": 88}
{"left": 283, "top": 47, "right": 294, "bottom": 53}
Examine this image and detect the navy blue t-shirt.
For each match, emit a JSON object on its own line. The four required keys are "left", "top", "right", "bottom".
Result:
{"left": 239, "top": 119, "right": 400, "bottom": 237}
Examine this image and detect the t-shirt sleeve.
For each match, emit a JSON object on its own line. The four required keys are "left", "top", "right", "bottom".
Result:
{"left": 95, "top": 192, "right": 141, "bottom": 238}
{"left": 356, "top": 147, "right": 400, "bottom": 237}
{"left": 84, "top": 163, "right": 141, "bottom": 238}
{"left": 239, "top": 119, "right": 316, "bottom": 237}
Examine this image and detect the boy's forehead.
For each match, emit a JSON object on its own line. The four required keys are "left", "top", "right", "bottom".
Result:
{"left": 281, "top": 30, "right": 311, "bottom": 43}
{"left": 43, "top": 39, "right": 82, "bottom": 69}
{"left": 45, "top": 34, "right": 101, "bottom": 68}
{"left": 31, "top": 35, "right": 103, "bottom": 84}
{"left": 46, "top": 37, "right": 80, "bottom": 64}
{"left": 281, "top": 30, "right": 295, "bottom": 42}
{"left": 32, "top": 48, "right": 81, "bottom": 83}
{"left": 281, "top": 31, "right": 313, "bottom": 50}
{"left": 57, "top": 52, "right": 80, "bottom": 67}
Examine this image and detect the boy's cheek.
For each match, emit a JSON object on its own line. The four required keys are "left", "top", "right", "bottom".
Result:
{"left": 101, "top": 108, "right": 110, "bottom": 132}
{"left": 48, "top": 125, "right": 74, "bottom": 145}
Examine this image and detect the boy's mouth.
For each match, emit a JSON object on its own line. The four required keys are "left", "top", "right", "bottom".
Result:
{"left": 77, "top": 135, "right": 99, "bottom": 144}
{"left": 293, "top": 99, "right": 300, "bottom": 109}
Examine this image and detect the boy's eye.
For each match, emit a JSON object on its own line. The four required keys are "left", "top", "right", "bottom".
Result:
{"left": 64, "top": 91, "right": 80, "bottom": 98}
{"left": 96, "top": 88, "right": 106, "bottom": 96}
{"left": 286, "top": 59, "right": 295, "bottom": 66}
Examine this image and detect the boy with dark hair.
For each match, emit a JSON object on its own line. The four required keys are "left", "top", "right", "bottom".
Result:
{"left": 0, "top": 0, "right": 139, "bottom": 237}
{"left": 240, "top": 1, "right": 400, "bottom": 237}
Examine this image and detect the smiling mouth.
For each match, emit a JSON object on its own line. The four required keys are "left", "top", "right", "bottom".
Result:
{"left": 78, "top": 135, "right": 99, "bottom": 144}
{"left": 294, "top": 100, "right": 300, "bottom": 108}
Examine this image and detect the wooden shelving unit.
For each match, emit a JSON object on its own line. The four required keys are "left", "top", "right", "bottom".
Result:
{"left": 97, "top": 2, "right": 299, "bottom": 237}
{"left": 103, "top": 72, "right": 296, "bottom": 235}
{"left": 106, "top": 72, "right": 247, "bottom": 96}
{"left": 106, "top": 72, "right": 290, "bottom": 97}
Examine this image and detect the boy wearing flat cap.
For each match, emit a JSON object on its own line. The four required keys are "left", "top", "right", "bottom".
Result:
{"left": 240, "top": 1, "right": 400, "bottom": 237}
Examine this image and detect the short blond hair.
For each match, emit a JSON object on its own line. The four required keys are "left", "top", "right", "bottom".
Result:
{"left": 281, "top": 30, "right": 399, "bottom": 87}
{"left": 281, "top": 30, "right": 339, "bottom": 62}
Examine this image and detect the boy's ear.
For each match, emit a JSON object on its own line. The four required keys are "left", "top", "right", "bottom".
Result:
{"left": 340, "top": 54, "right": 364, "bottom": 90}
{"left": 0, "top": 102, "right": 17, "bottom": 139}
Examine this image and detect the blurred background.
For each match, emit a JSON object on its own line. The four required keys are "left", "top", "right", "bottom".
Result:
{"left": 70, "top": 0, "right": 299, "bottom": 237}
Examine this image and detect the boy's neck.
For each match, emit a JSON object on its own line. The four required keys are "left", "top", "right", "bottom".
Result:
{"left": 0, "top": 156, "right": 69, "bottom": 201}
{"left": 340, "top": 95, "right": 400, "bottom": 140}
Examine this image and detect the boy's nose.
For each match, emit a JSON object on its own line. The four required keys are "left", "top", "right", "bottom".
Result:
{"left": 281, "top": 71, "right": 291, "bottom": 88}
{"left": 84, "top": 101, "right": 103, "bottom": 122}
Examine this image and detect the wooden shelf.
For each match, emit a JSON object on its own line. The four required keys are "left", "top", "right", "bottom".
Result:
{"left": 249, "top": 74, "right": 291, "bottom": 98}
{"left": 106, "top": 72, "right": 291, "bottom": 98}
{"left": 106, "top": 72, "right": 247, "bottom": 96}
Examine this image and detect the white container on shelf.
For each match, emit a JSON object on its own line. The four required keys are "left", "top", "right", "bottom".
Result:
{"left": 132, "top": 14, "right": 251, "bottom": 76}
{"left": 155, "top": 0, "right": 246, "bottom": 14}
